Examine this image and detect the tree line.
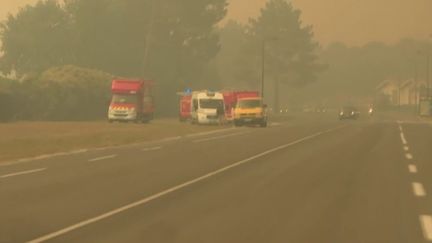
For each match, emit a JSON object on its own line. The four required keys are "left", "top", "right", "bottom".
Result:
{"left": 0, "top": 0, "right": 322, "bottom": 120}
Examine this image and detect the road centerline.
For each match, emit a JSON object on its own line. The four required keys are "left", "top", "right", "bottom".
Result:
{"left": 193, "top": 131, "right": 252, "bottom": 143}
{"left": 0, "top": 168, "right": 47, "bottom": 179}
{"left": 88, "top": 155, "right": 117, "bottom": 162}
{"left": 142, "top": 146, "right": 162, "bottom": 152}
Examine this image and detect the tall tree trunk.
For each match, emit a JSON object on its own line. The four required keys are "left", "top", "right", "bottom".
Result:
{"left": 141, "top": 0, "right": 157, "bottom": 77}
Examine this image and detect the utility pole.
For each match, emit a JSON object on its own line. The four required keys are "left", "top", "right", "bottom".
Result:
{"left": 415, "top": 62, "right": 419, "bottom": 114}
{"left": 261, "top": 40, "right": 265, "bottom": 99}
{"left": 427, "top": 52, "right": 430, "bottom": 98}
{"left": 142, "top": 0, "right": 157, "bottom": 77}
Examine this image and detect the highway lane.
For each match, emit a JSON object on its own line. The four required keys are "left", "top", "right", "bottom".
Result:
{"left": 0, "top": 117, "right": 335, "bottom": 242}
{"left": 399, "top": 121, "right": 432, "bottom": 241}
{"left": 1, "top": 113, "right": 431, "bottom": 242}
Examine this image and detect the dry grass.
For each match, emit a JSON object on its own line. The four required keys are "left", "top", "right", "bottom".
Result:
{"left": 0, "top": 119, "right": 222, "bottom": 162}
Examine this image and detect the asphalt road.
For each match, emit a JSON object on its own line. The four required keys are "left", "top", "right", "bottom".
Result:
{"left": 1, "top": 112, "right": 432, "bottom": 243}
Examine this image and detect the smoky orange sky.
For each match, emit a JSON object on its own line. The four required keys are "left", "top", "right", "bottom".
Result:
{"left": 1, "top": 0, "right": 431, "bottom": 46}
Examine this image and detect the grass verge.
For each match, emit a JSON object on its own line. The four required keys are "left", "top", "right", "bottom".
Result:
{"left": 0, "top": 119, "right": 225, "bottom": 163}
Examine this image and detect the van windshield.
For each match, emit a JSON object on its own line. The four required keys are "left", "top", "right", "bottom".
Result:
{"left": 112, "top": 94, "right": 137, "bottom": 104}
{"left": 237, "top": 100, "right": 261, "bottom": 109}
{"left": 199, "top": 99, "right": 224, "bottom": 109}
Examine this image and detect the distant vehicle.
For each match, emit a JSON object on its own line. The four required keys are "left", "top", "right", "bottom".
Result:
{"left": 368, "top": 107, "right": 374, "bottom": 116}
{"left": 315, "top": 106, "right": 327, "bottom": 113}
{"left": 339, "top": 106, "right": 360, "bottom": 120}
{"left": 191, "top": 91, "right": 225, "bottom": 125}
{"left": 302, "top": 105, "right": 313, "bottom": 113}
{"left": 233, "top": 97, "right": 267, "bottom": 127}
{"left": 222, "top": 91, "right": 260, "bottom": 121}
{"left": 178, "top": 93, "right": 192, "bottom": 122}
{"left": 108, "top": 79, "right": 155, "bottom": 123}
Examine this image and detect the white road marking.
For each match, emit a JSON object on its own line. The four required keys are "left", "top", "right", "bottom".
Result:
{"left": 408, "top": 164, "right": 418, "bottom": 174}
{"left": 185, "top": 127, "right": 238, "bottom": 138}
{"left": 0, "top": 168, "right": 46, "bottom": 179}
{"left": 88, "top": 155, "right": 117, "bottom": 162}
{"left": 400, "top": 133, "right": 408, "bottom": 145}
{"left": 158, "top": 136, "right": 182, "bottom": 143}
{"left": 404, "top": 146, "right": 409, "bottom": 151}
{"left": 406, "top": 153, "right": 414, "bottom": 160}
{"left": 27, "top": 126, "right": 345, "bottom": 243}
{"left": 420, "top": 215, "right": 432, "bottom": 241}
{"left": 142, "top": 146, "right": 162, "bottom": 152}
{"left": 193, "top": 131, "right": 251, "bottom": 143}
{"left": 0, "top": 149, "right": 89, "bottom": 167}
{"left": 412, "top": 182, "right": 426, "bottom": 197}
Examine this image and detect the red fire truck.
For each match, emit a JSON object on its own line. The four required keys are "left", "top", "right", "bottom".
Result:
{"left": 178, "top": 93, "right": 192, "bottom": 122}
{"left": 108, "top": 79, "right": 155, "bottom": 123}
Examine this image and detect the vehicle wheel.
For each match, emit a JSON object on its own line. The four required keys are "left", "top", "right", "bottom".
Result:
{"left": 108, "top": 119, "right": 114, "bottom": 123}
{"left": 234, "top": 121, "right": 242, "bottom": 127}
{"left": 142, "top": 117, "right": 150, "bottom": 124}
{"left": 260, "top": 121, "right": 267, "bottom": 128}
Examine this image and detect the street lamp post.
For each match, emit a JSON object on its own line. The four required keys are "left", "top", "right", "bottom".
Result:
{"left": 427, "top": 51, "right": 430, "bottom": 97}
{"left": 261, "top": 40, "right": 266, "bottom": 99}
{"left": 427, "top": 34, "right": 432, "bottom": 98}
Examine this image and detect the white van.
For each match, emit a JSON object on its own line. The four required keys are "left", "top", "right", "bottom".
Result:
{"left": 191, "top": 91, "right": 225, "bottom": 124}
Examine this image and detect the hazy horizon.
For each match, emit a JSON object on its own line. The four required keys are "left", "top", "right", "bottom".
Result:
{"left": 1, "top": 0, "right": 432, "bottom": 46}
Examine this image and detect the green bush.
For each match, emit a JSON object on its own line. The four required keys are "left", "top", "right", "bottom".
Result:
{"left": 0, "top": 65, "right": 114, "bottom": 121}
{"left": 36, "top": 65, "right": 114, "bottom": 120}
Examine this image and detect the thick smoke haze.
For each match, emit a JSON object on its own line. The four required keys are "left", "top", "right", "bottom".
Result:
{"left": 227, "top": 0, "right": 432, "bottom": 46}
{"left": 1, "top": 0, "right": 431, "bottom": 45}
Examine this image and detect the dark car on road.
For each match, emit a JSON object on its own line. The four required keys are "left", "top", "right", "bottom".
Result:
{"left": 339, "top": 106, "right": 360, "bottom": 120}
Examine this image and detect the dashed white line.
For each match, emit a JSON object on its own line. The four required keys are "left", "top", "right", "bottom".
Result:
{"left": 0, "top": 168, "right": 46, "bottom": 179}
{"left": 420, "top": 215, "right": 432, "bottom": 241}
{"left": 404, "top": 146, "right": 410, "bottom": 152}
{"left": 408, "top": 164, "right": 418, "bottom": 174}
{"left": 158, "top": 136, "right": 182, "bottom": 143}
{"left": 185, "top": 127, "right": 238, "bottom": 138}
{"left": 142, "top": 146, "right": 162, "bottom": 152}
{"left": 88, "top": 155, "right": 117, "bottom": 162}
{"left": 193, "top": 131, "right": 251, "bottom": 143}
{"left": 406, "top": 153, "right": 414, "bottom": 160}
{"left": 0, "top": 149, "right": 89, "bottom": 167}
{"left": 27, "top": 126, "right": 345, "bottom": 243}
{"left": 400, "top": 133, "right": 408, "bottom": 145}
{"left": 412, "top": 182, "right": 426, "bottom": 197}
